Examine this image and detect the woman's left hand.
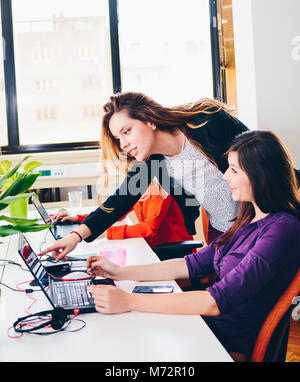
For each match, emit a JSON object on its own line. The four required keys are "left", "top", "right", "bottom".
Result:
{"left": 87, "top": 285, "right": 131, "bottom": 314}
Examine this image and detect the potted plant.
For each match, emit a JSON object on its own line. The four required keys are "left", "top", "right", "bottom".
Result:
{"left": 0, "top": 156, "right": 50, "bottom": 237}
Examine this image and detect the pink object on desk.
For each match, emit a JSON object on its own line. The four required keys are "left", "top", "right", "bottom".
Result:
{"left": 99, "top": 247, "right": 126, "bottom": 266}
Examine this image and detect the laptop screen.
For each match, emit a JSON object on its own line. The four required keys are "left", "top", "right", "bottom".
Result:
{"left": 31, "top": 196, "right": 56, "bottom": 239}
{"left": 17, "top": 234, "right": 55, "bottom": 308}
{"left": 31, "top": 196, "right": 52, "bottom": 224}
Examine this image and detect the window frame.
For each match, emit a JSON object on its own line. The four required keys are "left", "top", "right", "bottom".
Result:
{"left": 1, "top": 0, "right": 221, "bottom": 155}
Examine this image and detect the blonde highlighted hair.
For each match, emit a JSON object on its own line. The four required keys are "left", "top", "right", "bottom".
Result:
{"left": 98, "top": 91, "right": 232, "bottom": 205}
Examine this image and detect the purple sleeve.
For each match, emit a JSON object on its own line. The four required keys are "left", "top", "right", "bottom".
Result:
{"left": 207, "top": 218, "right": 300, "bottom": 314}
{"left": 184, "top": 241, "right": 217, "bottom": 280}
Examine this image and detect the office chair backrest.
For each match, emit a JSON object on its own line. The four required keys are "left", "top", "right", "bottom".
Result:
{"left": 251, "top": 268, "right": 300, "bottom": 362}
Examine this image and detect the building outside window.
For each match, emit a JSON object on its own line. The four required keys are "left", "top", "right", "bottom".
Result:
{"left": 12, "top": 0, "right": 112, "bottom": 146}
{"left": 1, "top": 0, "right": 220, "bottom": 153}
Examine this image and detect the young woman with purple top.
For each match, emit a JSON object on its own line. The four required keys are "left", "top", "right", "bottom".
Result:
{"left": 86, "top": 130, "right": 300, "bottom": 362}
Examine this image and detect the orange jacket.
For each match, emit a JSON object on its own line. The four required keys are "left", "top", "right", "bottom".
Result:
{"left": 77, "top": 184, "right": 193, "bottom": 249}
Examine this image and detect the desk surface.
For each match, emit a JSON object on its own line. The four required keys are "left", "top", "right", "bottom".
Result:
{"left": 0, "top": 207, "right": 232, "bottom": 362}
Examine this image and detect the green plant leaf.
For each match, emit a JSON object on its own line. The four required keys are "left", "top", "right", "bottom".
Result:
{"left": 17, "top": 173, "right": 41, "bottom": 194}
{"left": 1, "top": 172, "right": 18, "bottom": 193}
{"left": 0, "top": 174, "right": 25, "bottom": 199}
{"left": 0, "top": 215, "right": 40, "bottom": 226}
{"left": 0, "top": 192, "right": 34, "bottom": 204}
{"left": 0, "top": 155, "right": 30, "bottom": 190}
{"left": 0, "top": 160, "right": 12, "bottom": 175}
{"left": 0, "top": 192, "right": 35, "bottom": 211}
{"left": 0, "top": 223, "right": 51, "bottom": 237}
{"left": 0, "top": 156, "right": 45, "bottom": 238}
{"left": 23, "top": 161, "right": 42, "bottom": 174}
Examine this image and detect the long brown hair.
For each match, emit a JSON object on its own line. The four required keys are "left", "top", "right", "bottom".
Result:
{"left": 99, "top": 91, "right": 231, "bottom": 203}
{"left": 217, "top": 130, "right": 300, "bottom": 248}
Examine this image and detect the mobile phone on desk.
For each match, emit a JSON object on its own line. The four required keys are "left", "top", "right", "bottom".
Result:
{"left": 132, "top": 285, "right": 174, "bottom": 294}
{"left": 90, "top": 278, "right": 115, "bottom": 286}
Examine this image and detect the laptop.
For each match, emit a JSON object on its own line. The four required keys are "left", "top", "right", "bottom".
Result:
{"left": 31, "top": 196, "right": 79, "bottom": 240}
{"left": 18, "top": 233, "right": 114, "bottom": 314}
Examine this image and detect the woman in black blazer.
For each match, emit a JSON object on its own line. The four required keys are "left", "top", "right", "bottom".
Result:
{"left": 39, "top": 92, "right": 254, "bottom": 260}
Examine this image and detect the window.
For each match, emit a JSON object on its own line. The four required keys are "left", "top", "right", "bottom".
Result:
{"left": 1, "top": 0, "right": 223, "bottom": 154}
{"left": 12, "top": 0, "right": 112, "bottom": 146}
{"left": 0, "top": 70, "right": 8, "bottom": 148}
{"left": 0, "top": 7, "right": 8, "bottom": 148}
{"left": 79, "top": 46, "right": 97, "bottom": 61}
{"left": 82, "top": 75, "right": 100, "bottom": 90}
{"left": 32, "top": 46, "right": 54, "bottom": 63}
{"left": 34, "top": 79, "right": 54, "bottom": 92}
{"left": 118, "top": 0, "right": 213, "bottom": 106}
{"left": 36, "top": 107, "right": 56, "bottom": 121}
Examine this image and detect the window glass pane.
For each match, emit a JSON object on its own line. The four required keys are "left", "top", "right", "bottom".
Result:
{"left": 118, "top": 0, "right": 213, "bottom": 106}
{"left": 0, "top": 7, "right": 8, "bottom": 147}
{"left": 12, "top": 0, "right": 113, "bottom": 145}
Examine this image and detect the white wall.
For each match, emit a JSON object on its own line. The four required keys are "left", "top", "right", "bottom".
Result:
{"left": 232, "top": 0, "right": 300, "bottom": 167}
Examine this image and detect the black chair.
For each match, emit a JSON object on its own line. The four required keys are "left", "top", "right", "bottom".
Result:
{"left": 153, "top": 207, "right": 209, "bottom": 261}
{"left": 153, "top": 240, "right": 208, "bottom": 291}
{"left": 153, "top": 240, "right": 204, "bottom": 261}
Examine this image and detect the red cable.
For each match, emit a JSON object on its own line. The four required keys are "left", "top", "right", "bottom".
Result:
{"left": 47, "top": 272, "right": 90, "bottom": 282}
{"left": 8, "top": 276, "right": 83, "bottom": 339}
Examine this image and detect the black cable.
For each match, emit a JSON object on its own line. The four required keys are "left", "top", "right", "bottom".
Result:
{"left": 62, "top": 256, "right": 87, "bottom": 262}
{"left": 29, "top": 317, "right": 87, "bottom": 335}
{"left": 0, "top": 259, "right": 29, "bottom": 272}
{"left": 65, "top": 318, "right": 87, "bottom": 333}
{"left": 0, "top": 281, "right": 40, "bottom": 294}
{"left": 14, "top": 312, "right": 86, "bottom": 336}
{"left": 25, "top": 319, "right": 70, "bottom": 336}
{"left": 0, "top": 281, "right": 24, "bottom": 292}
{"left": 39, "top": 255, "right": 56, "bottom": 263}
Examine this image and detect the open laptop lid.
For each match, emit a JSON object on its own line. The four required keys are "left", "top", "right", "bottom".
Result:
{"left": 31, "top": 196, "right": 52, "bottom": 223}
{"left": 18, "top": 233, "right": 55, "bottom": 309}
{"left": 31, "top": 196, "right": 56, "bottom": 239}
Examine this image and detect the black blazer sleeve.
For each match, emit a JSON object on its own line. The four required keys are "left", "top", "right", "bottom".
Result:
{"left": 188, "top": 109, "right": 249, "bottom": 173}
{"left": 82, "top": 155, "right": 162, "bottom": 242}
{"left": 295, "top": 169, "right": 300, "bottom": 188}
{"left": 82, "top": 110, "right": 250, "bottom": 241}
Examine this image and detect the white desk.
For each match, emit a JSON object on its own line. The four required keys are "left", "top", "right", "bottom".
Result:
{"left": 0, "top": 207, "right": 232, "bottom": 362}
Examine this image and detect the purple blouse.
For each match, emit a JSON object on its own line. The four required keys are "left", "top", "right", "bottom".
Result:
{"left": 185, "top": 212, "right": 300, "bottom": 356}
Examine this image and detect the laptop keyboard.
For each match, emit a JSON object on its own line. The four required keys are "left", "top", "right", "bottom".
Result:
{"left": 55, "top": 224, "right": 77, "bottom": 238}
{"left": 54, "top": 280, "right": 94, "bottom": 307}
